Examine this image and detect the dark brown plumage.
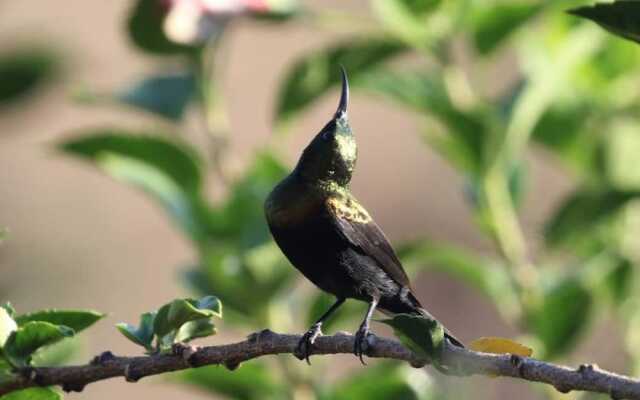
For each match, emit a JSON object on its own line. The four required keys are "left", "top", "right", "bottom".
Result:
{"left": 265, "top": 68, "right": 462, "bottom": 364}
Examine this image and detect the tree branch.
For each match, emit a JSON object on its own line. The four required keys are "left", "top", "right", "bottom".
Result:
{"left": 1, "top": 330, "right": 638, "bottom": 399}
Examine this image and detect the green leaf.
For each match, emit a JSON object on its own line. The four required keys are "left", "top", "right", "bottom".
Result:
{"left": 0, "top": 359, "right": 11, "bottom": 378}
{"left": 118, "top": 72, "right": 196, "bottom": 121}
{"left": 60, "top": 132, "right": 202, "bottom": 193}
{"left": 31, "top": 338, "right": 79, "bottom": 367}
{"left": 322, "top": 361, "right": 422, "bottom": 400}
{"left": 127, "top": 0, "right": 200, "bottom": 55}
{"left": 358, "top": 69, "right": 449, "bottom": 111}
{"left": 0, "top": 387, "right": 61, "bottom": 400}
{"left": 0, "top": 308, "right": 17, "bottom": 348}
{"left": 545, "top": 189, "right": 639, "bottom": 247}
{"left": 0, "top": 48, "right": 57, "bottom": 105}
{"left": 175, "top": 362, "right": 285, "bottom": 400}
{"left": 579, "top": 251, "right": 636, "bottom": 307}
{"left": 152, "top": 303, "right": 173, "bottom": 341}
{"left": 472, "top": 2, "right": 544, "bottom": 54}
{"left": 603, "top": 257, "right": 633, "bottom": 306}
{"left": 116, "top": 312, "right": 156, "bottom": 350}
{"left": 59, "top": 131, "right": 209, "bottom": 241}
{"left": 167, "top": 297, "right": 221, "bottom": 328}
{"left": 154, "top": 296, "right": 221, "bottom": 339}
{"left": 532, "top": 100, "right": 597, "bottom": 174}
{"left": 372, "top": 0, "right": 440, "bottom": 43}
{"left": 392, "top": 0, "right": 441, "bottom": 16}
{"left": 275, "top": 38, "right": 407, "bottom": 126}
{"left": 569, "top": 1, "right": 640, "bottom": 45}
{"left": 15, "top": 310, "right": 104, "bottom": 333}
{"left": 195, "top": 296, "right": 223, "bottom": 317}
{"left": 4, "top": 322, "right": 74, "bottom": 367}
{"left": 380, "top": 314, "right": 444, "bottom": 361}
{"left": 358, "top": 69, "right": 488, "bottom": 174}
{"left": 525, "top": 276, "right": 592, "bottom": 358}
{"left": 174, "top": 318, "right": 216, "bottom": 343}
{"left": 604, "top": 121, "right": 640, "bottom": 190}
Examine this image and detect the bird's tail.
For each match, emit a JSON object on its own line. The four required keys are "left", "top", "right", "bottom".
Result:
{"left": 414, "top": 307, "right": 464, "bottom": 348}
{"left": 380, "top": 291, "right": 464, "bottom": 348}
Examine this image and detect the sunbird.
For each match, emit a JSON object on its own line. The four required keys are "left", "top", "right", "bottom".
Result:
{"left": 265, "top": 68, "right": 463, "bottom": 364}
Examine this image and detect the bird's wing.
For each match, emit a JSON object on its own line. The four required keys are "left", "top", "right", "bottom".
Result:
{"left": 325, "top": 195, "right": 411, "bottom": 288}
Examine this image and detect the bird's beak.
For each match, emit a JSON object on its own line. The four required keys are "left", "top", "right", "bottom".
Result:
{"left": 334, "top": 66, "right": 349, "bottom": 119}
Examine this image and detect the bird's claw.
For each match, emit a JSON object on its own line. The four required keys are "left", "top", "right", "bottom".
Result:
{"left": 354, "top": 324, "right": 375, "bottom": 365}
{"left": 295, "top": 323, "right": 323, "bottom": 365}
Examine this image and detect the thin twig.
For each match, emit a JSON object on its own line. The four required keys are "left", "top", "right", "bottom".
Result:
{"left": 0, "top": 330, "right": 638, "bottom": 399}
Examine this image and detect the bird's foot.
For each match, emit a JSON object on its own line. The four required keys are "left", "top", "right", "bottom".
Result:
{"left": 354, "top": 324, "right": 376, "bottom": 365}
{"left": 295, "top": 323, "right": 323, "bottom": 365}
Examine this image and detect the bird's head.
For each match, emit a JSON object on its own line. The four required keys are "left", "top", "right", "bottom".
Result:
{"left": 294, "top": 68, "right": 356, "bottom": 187}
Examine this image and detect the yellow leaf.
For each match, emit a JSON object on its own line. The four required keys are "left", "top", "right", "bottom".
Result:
{"left": 469, "top": 336, "right": 533, "bottom": 357}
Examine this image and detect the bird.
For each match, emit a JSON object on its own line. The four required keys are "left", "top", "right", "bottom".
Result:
{"left": 264, "top": 68, "right": 463, "bottom": 364}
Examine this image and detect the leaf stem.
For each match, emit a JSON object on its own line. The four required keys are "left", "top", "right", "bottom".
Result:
{"left": 194, "top": 35, "right": 231, "bottom": 186}
{"left": 482, "top": 167, "right": 537, "bottom": 295}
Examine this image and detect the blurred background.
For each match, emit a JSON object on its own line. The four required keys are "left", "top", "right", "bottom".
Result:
{"left": 1, "top": 0, "right": 639, "bottom": 399}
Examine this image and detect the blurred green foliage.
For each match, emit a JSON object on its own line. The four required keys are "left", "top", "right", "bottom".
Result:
{"left": 0, "top": 47, "right": 57, "bottom": 107}
{"left": 177, "top": 363, "right": 288, "bottom": 400}
{"left": 117, "top": 72, "right": 197, "bottom": 120}
{"left": 3, "top": 0, "right": 640, "bottom": 399}
{"left": 0, "top": 388, "right": 61, "bottom": 400}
